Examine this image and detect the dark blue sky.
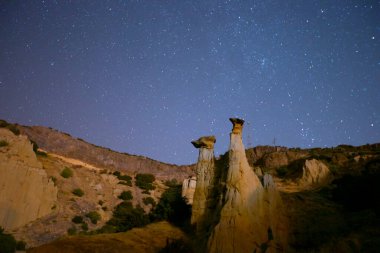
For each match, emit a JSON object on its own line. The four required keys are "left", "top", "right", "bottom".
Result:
{"left": 0, "top": 1, "right": 379, "bottom": 165}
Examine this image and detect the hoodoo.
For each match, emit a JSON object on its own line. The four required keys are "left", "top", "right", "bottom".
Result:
{"left": 190, "top": 135, "right": 216, "bottom": 233}
{"left": 189, "top": 118, "right": 289, "bottom": 253}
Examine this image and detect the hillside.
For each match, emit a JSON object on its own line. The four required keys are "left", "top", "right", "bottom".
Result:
{"left": 1, "top": 119, "right": 380, "bottom": 252}
{"left": 18, "top": 124, "right": 194, "bottom": 182}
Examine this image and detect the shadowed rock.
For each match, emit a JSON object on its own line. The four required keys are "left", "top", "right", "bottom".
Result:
{"left": 191, "top": 136, "right": 216, "bottom": 149}
{"left": 229, "top": 118, "right": 245, "bottom": 134}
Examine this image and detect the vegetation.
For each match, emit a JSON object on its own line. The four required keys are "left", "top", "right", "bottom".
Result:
{"left": 0, "top": 120, "right": 20, "bottom": 136}
{"left": 135, "top": 173, "right": 155, "bottom": 192}
{"left": 101, "top": 201, "right": 149, "bottom": 233}
{"left": 118, "top": 190, "right": 133, "bottom": 201}
{"left": 0, "top": 227, "right": 26, "bottom": 253}
{"left": 143, "top": 196, "right": 156, "bottom": 207}
{"left": 60, "top": 167, "right": 73, "bottom": 178}
{"left": 113, "top": 171, "right": 132, "bottom": 186}
{"left": 150, "top": 185, "right": 191, "bottom": 227}
{"left": 0, "top": 227, "right": 16, "bottom": 253}
{"left": 67, "top": 226, "right": 77, "bottom": 235}
{"left": 0, "top": 140, "right": 9, "bottom": 147}
{"left": 276, "top": 159, "right": 306, "bottom": 179}
{"left": 72, "top": 216, "right": 83, "bottom": 224}
{"left": 86, "top": 211, "right": 101, "bottom": 224}
{"left": 72, "top": 188, "right": 84, "bottom": 197}
{"left": 81, "top": 222, "right": 88, "bottom": 231}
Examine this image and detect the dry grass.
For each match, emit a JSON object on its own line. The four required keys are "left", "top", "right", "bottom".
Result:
{"left": 27, "top": 221, "right": 187, "bottom": 253}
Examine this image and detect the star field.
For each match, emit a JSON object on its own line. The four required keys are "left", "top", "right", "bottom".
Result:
{"left": 0, "top": 1, "right": 379, "bottom": 165}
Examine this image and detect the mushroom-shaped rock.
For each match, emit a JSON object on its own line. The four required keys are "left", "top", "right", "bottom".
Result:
{"left": 229, "top": 117, "right": 245, "bottom": 134}
{"left": 191, "top": 136, "right": 216, "bottom": 149}
{"left": 191, "top": 136, "right": 216, "bottom": 233}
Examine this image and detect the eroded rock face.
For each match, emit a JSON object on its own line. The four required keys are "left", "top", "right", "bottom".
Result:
{"left": 0, "top": 129, "right": 57, "bottom": 230}
{"left": 298, "top": 159, "right": 330, "bottom": 188}
{"left": 203, "top": 119, "right": 288, "bottom": 253}
{"left": 182, "top": 176, "right": 196, "bottom": 204}
{"left": 190, "top": 136, "right": 216, "bottom": 231}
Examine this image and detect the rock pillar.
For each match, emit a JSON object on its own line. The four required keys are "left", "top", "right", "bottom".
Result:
{"left": 190, "top": 136, "right": 216, "bottom": 231}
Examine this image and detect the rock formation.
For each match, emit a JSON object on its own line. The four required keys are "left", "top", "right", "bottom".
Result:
{"left": 182, "top": 176, "right": 196, "bottom": 204}
{"left": 0, "top": 128, "right": 57, "bottom": 230}
{"left": 189, "top": 118, "right": 288, "bottom": 253}
{"left": 190, "top": 136, "right": 216, "bottom": 231}
{"left": 297, "top": 158, "right": 330, "bottom": 188}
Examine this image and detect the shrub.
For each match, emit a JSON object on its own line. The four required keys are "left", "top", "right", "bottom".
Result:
{"left": 98, "top": 200, "right": 104, "bottom": 206}
{"left": 16, "top": 240, "right": 26, "bottom": 250}
{"left": 81, "top": 222, "right": 88, "bottom": 231}
{"left": 72, "top": 216, "right": 83, "bottom": 224}
{"left": 60, "top": 167, "right": 73, "bottom": 178}
{"left": 113, "top": 171, "right": 121, "bottom": 177}
{"left": 143, "top": 197, "right": 156, "bottom": 207}
{"left": 72, "top": 188, "right": 84, "bottom": 197}
{"left": 150, "top": 185, "right": 191, "bottom": 227}
{"left": 118, "top": 190, "right": 133, "bottom": 201}
{"left": 67, "top": 226, "right": 77, "bottom": 235}
{"left": 164, "top": 179, "right": 178, "bottom": 187}
{"left": 0, "top": 226, "right": 17, "bottom": 253}
{"left": 135, "top": 173, "right": 155, "bottom": 191}
{"left": 86, "top": 211, "right": 101, "bottom": 224}
{"left": 0, "top": 140, "right": 9, "bottom": 147}
{"left": 103, "top": 201, "right": 149, "bottom": 232}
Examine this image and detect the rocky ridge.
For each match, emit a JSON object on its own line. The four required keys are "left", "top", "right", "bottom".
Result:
{"left": 18, "top": 125, "right": 194, "bottom": 182}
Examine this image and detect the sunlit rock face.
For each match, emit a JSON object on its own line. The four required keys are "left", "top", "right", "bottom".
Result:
{"left": 298, "top": 159, "right": 330, "bottom": 188}
{"left": 0, "top": 128, "right": 57, "bottom": 230}
{"left": 182, "top": 176, "right": 196, "bottom": 204}
{"left": 206, "top": 118, "right": 288, "bottom": 253}
{"left": 190, "top": 136, "right": 216, "bottom": 232}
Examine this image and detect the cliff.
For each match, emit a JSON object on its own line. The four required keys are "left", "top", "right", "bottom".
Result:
{"left": 0, "top": 128, "right": 57, "bottom": 230}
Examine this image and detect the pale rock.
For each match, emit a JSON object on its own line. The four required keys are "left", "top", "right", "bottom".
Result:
{"left": 190, "top": 136, "right": 216, "bottom": 230}
{"left": 207, "top": 118, "right": 288, "bottom": 253}
{"left": 298, "top": 159, "right": 330, "bottom": 188}
{"left": 0, "top": 128, "right": 57, "bottom": 230}
{"left": 182, "top": 176, "right": 196, "bottom": 204}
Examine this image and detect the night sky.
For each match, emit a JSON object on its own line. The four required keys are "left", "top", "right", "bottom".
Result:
{"left": 0, "top": 1, "right": 379, "bottom": 165}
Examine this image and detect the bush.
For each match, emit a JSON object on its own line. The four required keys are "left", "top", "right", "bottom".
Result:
{"left": 0, "top": 140, "right": 9, "bottom": 147}
{"left": 135, "top": 173, "right": 155, "bottom": 191}
{"left": 60, "top": 167, "right": 73, "bottom": 178}
{"left": 143, "top": 197, "right": 156, "bottom": 207}
{"left": 72, "top": 188, "right": 84, "bottom": 197}
{"left": 103, "top": 201, "right": 149, "bottom": 232}
{"left": 72, "top": 216, "right": 83, "bottom": 224}
{"left": 115, "top": 172, "right": 132, "bottom": 186}
{"left": 67, "top": 226, "right": 77, "bottom": 235}
{"left": 118, "top": 191, "right": 133, "bottom": 201}
{"left": 0, "top": 227, "right": 16, "bottom": 253}
{"left": 86, "top": 211, "right": 101, "bottom": 224}
{"left": 16, "top": 240, "right": 26, "bottom": 250}
{"left": 150, "top": 185, "right": 191, "bottom": 227}
{"left": 81, "top": 222, "right": 88, "bottom": 231}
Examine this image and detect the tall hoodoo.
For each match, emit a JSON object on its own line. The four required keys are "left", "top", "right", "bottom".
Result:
{"left": 207, "top": 118, "right": 264, "bottom": 253}
{"left": 190, "top": 135, "right": 216, "bottom": 231}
